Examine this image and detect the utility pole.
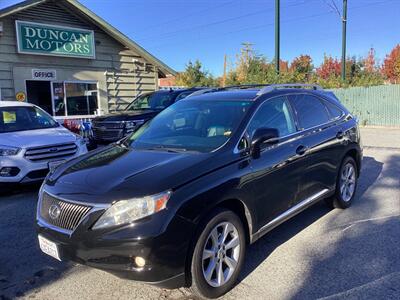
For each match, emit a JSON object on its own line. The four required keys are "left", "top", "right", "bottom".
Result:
{"left": 222, "top": 54, "right": 227, "bottom": 87}
{"left": 341, "top": 0, "right": 348, "bottom": 81}
{"left": 275, "top": 0, "right": 280, "bottom": 74}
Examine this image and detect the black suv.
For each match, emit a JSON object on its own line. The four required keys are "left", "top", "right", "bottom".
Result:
{"left": 36, "top": 84, "right": 362, "bottom": 299}
{"left": 90, "top": 88, "right": 204, "bottom": 144}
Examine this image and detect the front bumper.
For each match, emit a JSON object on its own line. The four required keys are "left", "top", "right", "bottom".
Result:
{"left": 36, "top": 211, "right": 195, "bottom": 288}
{"left": 0, "top": 144, "right": 87, "bottom": 183}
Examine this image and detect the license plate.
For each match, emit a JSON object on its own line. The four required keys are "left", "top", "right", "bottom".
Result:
{"left": 38, "top": 235, "right": 61, "bottom": 261}
{"left": 48, "top": 160, "right": 65, "bottom": 172}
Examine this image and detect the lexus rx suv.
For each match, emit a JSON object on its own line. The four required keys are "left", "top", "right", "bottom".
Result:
{"left": 0, "top": 101, "right": 87, "bottom": 186}
{"left": 36, "top": 84, "right": 362, "bottom": 298}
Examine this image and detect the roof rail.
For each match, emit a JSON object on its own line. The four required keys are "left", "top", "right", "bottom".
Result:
{"left": 186, "top": 84, "right": 271, "bottom": 98}
{"left": 256, "top": 84, "right": 323, "bottom": 96}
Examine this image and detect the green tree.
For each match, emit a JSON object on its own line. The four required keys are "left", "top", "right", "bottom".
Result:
{"left": 175, "top": 60, "right": 216, "bottom": 87}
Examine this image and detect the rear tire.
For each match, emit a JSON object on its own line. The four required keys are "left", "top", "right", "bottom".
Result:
{"left": 189, "top": 208, "right": 246, "bottom": 299}
{"left": 326, "top": 156, "right": 358, "bottom": 209}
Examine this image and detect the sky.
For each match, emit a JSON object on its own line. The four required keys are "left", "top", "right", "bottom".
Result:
{"left": 1, "top": 0, "right": 399, "bottom": 75}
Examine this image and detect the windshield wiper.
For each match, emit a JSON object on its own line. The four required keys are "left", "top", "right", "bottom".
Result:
{"left": 144, "top": 145, "right": 188, "bottom": 153}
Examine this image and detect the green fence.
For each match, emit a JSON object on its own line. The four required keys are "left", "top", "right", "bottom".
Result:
{"left": 330, "top": 84, "right": 400, "bottom": 127}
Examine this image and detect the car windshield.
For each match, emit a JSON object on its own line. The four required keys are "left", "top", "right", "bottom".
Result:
{"left": 0, "top": 106, "right": 58, "bottom": 133}
{"left": 125, "top": 100, "right": 253, "bottom": 153}
{"left": 125, "top": 92, "right": 175, "bottom": 111}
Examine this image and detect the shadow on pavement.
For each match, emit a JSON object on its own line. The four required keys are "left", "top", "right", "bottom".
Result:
{"left": 0, "top": 154, "right": 393, "bottom": 299}
{"left": 0, "top": 184, "right": 76, "bottom": 299}
{"left": 237, "top": 155, "right": 387, "bottom": 292}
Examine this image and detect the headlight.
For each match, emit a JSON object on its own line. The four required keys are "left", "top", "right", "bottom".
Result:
{"left": 92, "top": 191, "right": 171, "bottom": 230}
{"left": 0, "top": 145, "right": 21, "bottom": 156}
{"left": 124, "top": 121, "right": 136, "bottom": 129}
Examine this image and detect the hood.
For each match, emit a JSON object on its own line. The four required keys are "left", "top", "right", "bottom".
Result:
{"left": 45, "top": 145, "right": 222, "bottom": 204}
{"left": 0, "top": 126, "right": 76, "bottom": 149}
{"left": 93, "top": 110, "right": 160, "bottom": 122}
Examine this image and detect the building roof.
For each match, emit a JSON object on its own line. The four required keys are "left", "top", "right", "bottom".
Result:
{"left": 0, "top": 0, "right": 176, "bottom": 77}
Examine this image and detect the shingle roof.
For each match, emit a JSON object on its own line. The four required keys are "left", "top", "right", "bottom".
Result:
{"left": 0, "top": 0, "right": 176, "bottom": 76}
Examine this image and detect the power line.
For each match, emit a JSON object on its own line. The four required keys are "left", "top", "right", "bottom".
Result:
{"left": 134, "top": 0, "right": 322, "bottom": 42}
{"left": 137, "top": 0, "right": 236, "bottom": 33}
{"left": 145, "top": 0, "right": 396, "bottom": 50}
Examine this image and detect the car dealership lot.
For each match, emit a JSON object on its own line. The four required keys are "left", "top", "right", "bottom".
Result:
{"left": 0, "top": 128, "right": 399, "bottom": 300}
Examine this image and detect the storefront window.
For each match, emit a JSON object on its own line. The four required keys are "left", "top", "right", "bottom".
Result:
{"left": 50, "top": 81, "right": 98, "bottom": 117}
{"left": 65, "top": 82, "right": 98, "bottom": 116}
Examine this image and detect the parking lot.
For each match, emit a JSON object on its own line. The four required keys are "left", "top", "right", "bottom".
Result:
{"left": 0, "top": 128, "right": 399, "bottom": 300}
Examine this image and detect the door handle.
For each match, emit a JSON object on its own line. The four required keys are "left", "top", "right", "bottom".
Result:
{"left": 296, "top": 145, "right": 308, "bottom": 156}
{"left": 336, "top": 131, "right": 345, "bottom": 139}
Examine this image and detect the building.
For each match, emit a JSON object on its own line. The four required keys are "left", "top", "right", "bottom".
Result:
{"left": 0, "top": 0, "right": 176, "bottom": 120}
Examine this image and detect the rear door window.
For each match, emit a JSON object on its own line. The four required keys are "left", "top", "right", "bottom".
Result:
{"left": 290, "top": 94, "right": 330, "bottom": 130}
{"left": 247, "top": 96, "right": 296, "bottom": 138}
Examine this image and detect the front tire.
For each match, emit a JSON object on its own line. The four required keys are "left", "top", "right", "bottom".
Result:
{"left": 326, "top": 156, "right": 358, "bottom": 209}
{"left": 190, "top": 208, "right": 246, "bottom": 299}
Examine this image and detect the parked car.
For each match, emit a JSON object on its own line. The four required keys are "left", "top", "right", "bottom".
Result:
{"left": 36, "top": 84, "right": 362, "bottom": 298}
{"left": 0, "top": 101, "right": 87, "bottom": 185}
{"left": 90, "top": 88, "right": 205, "bottom": 145}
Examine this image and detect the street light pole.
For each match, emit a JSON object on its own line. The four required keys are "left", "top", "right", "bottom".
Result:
{"left": 341, "top": 0, "right": 348, "bottom": 81}
{"left": 275, "top": 0, "right": 280, "bottom": 74}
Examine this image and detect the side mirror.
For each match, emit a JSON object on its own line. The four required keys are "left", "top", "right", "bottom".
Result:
{"left": 251, "top": 128, "right": 279, "bottom": 158}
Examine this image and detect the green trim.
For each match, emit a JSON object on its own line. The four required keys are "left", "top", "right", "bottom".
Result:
{"left": 0, "top": 0, "right": 176, "bottom": 76}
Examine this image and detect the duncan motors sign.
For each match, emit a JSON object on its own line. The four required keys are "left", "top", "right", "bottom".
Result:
{"left": 16, "top": 21, "right": 95, "bottom": 59}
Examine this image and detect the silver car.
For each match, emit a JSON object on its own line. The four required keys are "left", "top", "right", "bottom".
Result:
{"left": 0, "top": 101, "right": 87, "bottom": 184}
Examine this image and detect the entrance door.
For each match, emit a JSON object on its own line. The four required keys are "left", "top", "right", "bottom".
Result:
{"left": 26, "top": 81, "right": 52, "bottom": 115}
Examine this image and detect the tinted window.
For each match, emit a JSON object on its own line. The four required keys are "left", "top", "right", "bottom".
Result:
{"left": 247, "top": 96, "right": 296, "bottom": 137}
{"left": 126, "top": 100, "right": 252, "bottom": 152}
{"left": 126, "top": 92, "right": 174, "bottom": 111}
{"left": 290, "top": 94, "right": 330, "bottom": 130}
{"left": 175, "top": 91, "right": 195, "bottom": 101}
{"left": 324, "top": 100, "right": 343, "bottom": 120}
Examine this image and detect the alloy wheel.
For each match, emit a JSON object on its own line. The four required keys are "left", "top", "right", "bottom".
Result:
{"left": 340, "top": 163, "right": 356, "bottom": 202}
{"left": 201, "top": 221, "right": 240, "bottom": 287}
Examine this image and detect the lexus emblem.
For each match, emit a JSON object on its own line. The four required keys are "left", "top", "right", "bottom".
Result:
{"left": 49, "top": 147, "right": 58, "bottom": 152}
{"left": 49, "top": 204, "right": 61, "bottom": 220}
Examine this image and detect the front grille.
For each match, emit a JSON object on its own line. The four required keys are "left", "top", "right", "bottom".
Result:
{"left": 25, "top": 143, "right": 78, "bottom": 162}
{"left": 40, "top": 192, "right": 92, "bottom": 232}
{"left": 92, "top": 128, "right": 124, "bottom": 141}
{"left": 92, "top": 121, "right": 124, "bottom": 129}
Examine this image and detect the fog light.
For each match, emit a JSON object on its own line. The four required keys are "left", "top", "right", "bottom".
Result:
{"left": 134, "top": 256, "right": 146, "bottom": 268}
{"left": 0, "top": 167, "right": 20, "bottom": 177}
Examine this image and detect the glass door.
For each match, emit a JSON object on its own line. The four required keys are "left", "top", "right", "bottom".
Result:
{"left": 52, "top": 81, "right": 66, "bottom": 116}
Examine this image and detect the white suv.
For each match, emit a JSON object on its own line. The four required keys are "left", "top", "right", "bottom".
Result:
{"left": 0, "top": 101, "right": 87, "bottom": 184}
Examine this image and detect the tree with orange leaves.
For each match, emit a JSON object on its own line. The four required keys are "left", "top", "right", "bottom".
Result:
{"left": 382, "top": 44, "right": 400, "bottom": 83}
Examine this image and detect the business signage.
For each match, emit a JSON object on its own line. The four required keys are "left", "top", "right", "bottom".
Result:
{"left": 16, "top": 21, "right": 95, "bottom": 59}
{"left": 32, "top": 69, "right": 57, "bottom": 80}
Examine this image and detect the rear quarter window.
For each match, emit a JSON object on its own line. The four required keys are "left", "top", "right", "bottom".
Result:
{"left": 289, "top": 94, "right": 331, "bottom": 130}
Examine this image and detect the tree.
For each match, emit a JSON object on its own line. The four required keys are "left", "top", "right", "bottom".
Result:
{"left": 382, "top": 44, "right": 400, "bottom": 83}
{"left": 175, "top": 60, "right": 216, "bottom": 87}
{"left": 364, "top": 48, "right": 377, "bottom": 73}
{"left": 290, "top": 55, "right": 313, "bottom": 74}
{"left": 316, "top": 55, "right": 341, "bottom": 80}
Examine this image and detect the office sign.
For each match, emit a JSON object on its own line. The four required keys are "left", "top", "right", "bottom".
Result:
{"left": 32, "top": 69, "right": 57, "bottom": 80}
{"left": 16, "top": 21, "right": 95, "bottom": 59}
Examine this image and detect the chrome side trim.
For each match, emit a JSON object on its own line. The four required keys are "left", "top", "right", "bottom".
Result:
{"left": 250, "top": 188, "right": 331, "bottom": 243}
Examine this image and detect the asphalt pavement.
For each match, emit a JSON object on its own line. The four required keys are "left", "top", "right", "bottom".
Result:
{"left": 0, "top": 128, "right": 399, "bottom": 300}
